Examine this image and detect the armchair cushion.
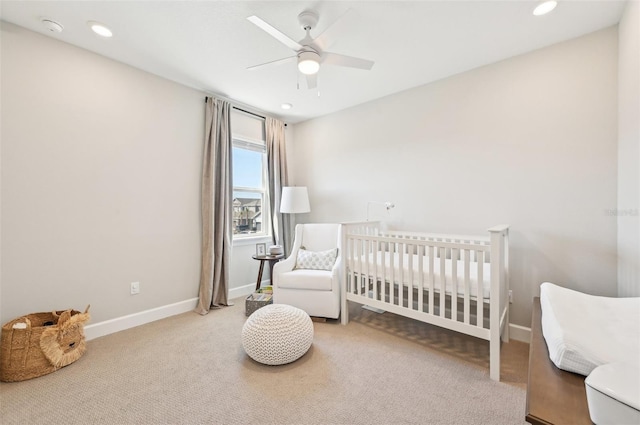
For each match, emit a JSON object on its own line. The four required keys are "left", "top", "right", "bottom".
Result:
{"left": 278, "top": 270, "right": 334, "bottom": 291}
{"left": 295, "top": 248, "right": 338, "bottom": 271}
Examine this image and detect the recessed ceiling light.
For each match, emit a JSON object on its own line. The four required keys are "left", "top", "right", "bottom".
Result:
{"left": 533, "top": 1, "right": 558, "bottom": 16}
{"left": 88, "top": 21, "right": 113, "bottom": 37}
{"left": 281, "top": 103, "right": 293, "bottom": 110}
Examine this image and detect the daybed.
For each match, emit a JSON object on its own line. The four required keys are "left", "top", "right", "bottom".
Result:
{"left": 340, "top": 221, "right": 510, "bottom": 381}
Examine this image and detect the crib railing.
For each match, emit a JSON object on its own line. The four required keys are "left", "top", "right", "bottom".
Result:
{"left": 344, "top": 226, "right": 490, "bottom": 333}
{"left": 383, "top": 230, "right": 491, "bottom": 263}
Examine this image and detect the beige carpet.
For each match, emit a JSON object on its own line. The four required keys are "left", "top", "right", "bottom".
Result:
{"left": 0, "top": 299, "right": 529, "bottom": 425}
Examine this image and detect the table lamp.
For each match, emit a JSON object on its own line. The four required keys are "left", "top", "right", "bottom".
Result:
{"left": 280, "top": 187, "right": 310, "bottom": 214}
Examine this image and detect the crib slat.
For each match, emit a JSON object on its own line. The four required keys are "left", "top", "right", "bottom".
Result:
{"left": 357, "top": 238, "right": 362, "bottom": 295}
{"left": 390, "top": 242, "right": 396, "bottom": 306}
{"left": 477, "top": 250, "right": 484, "bottom": 328}
{"left": 452, "top": 248, "right": 458, "bottom": 321}
{"left": 345, "top": 237, "right": 350, "bottom": 294}
{"left": 373, "top": 240, "right": 379, "bottom": 302}
{"left": 359, "top": 238, "right": 365, "bottom": 297}
{"left": 365, "top": 238, "right": 371, "bottom": 300}
{"left": 398, "top": 242, "right": 404, "bottom": 307}
{"left": 356, "top": 237, "right": 362, "bottom": 296}
{"left": 418, "top": 245, "right": 424, "bottom": 313}
{"left": 464, "top": 249, "right": 471, "bottom": 324}
{"left": 439, "top": 247, "right": 446, "bottom": 318}
{"left": 352, "top": 236, "right": 357, "bottom": 296}
{"left": 381, "top": 242, "right": 386, "bottom": 303}
{"left": 365, "top": 238, "right": 369, "bottom": 298}
{"left": 428, "top": 246, "right": 435, "bottom": 315}
{"left": 408, "top": 243, "right": 414, "bottom": 310}
{"left": 347, "top": 237, "right": 356, "bottom": 294}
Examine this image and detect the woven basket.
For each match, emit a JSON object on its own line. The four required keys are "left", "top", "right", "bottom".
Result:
{"left": 245, "top": 293, "right": 273, "bottom": 316}
{"left": 0, "top": 307, "right": 89, "bottom": 382}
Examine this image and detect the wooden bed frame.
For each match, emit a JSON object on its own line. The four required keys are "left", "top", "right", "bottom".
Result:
{"left": 526, "top": 297, "right": 592, "bottom": 424}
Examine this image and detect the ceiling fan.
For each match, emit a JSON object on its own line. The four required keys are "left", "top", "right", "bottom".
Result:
{"left": 246, "top": 10, "right": 374, "bottom": 90}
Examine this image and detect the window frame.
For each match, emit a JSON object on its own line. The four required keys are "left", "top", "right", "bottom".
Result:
{"left": 231, "top": 133, "right": 270, "bottom": 241}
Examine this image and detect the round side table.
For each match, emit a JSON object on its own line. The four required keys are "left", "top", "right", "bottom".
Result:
{"left": 251, "top": 254, "right": 284, "bottom": 290}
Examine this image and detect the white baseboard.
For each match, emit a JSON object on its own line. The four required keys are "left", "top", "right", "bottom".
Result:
{"left": 84, "top": 298, "right": 198, "bottom": 341}
{"left": 85, "top": 281, "right": 270, "bottom": 341}
{"left": 362, "top": 304, "right": 386, "bottom": 314}
{"left": 508, "top": 323, "right": 531, "bottom": 343}
{"left": 229, "top": 283, "right": 257, "bottom": 300}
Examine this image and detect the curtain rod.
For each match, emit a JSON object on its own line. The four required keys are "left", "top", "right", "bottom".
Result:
{"left": 204, "top": 96, "right": 287, "bottom": 126}
{"left": 204, "top": 96, "right": 263, "bottom": 119}
{"left": 234, "top": 106, "right": 266, "bottom": 121}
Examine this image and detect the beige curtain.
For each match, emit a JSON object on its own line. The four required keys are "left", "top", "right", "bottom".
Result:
{"left": 266, "top": 117, "right": 292, "bottom": 256}
{"left": 195, "top": 97, "right": 232, "bottom": 315}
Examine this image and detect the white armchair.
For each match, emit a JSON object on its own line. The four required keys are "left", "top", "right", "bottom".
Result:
{"left": 272, "top": 223, "right": 342, "bottom": 319}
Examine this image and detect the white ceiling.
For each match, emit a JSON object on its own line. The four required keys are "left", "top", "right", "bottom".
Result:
{"left": 0, "top": 1, "right": 627, "bottom": 123}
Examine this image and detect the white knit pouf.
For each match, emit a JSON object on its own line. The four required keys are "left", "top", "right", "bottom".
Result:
{"left": 242, "top": 304, "right": 314, "bottom": 365}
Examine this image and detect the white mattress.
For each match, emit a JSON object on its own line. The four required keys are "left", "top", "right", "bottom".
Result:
{"left": 540, "top": 282, "right": 640, "bottom": 376}
{"left": 349, "top": 251, "right": 491, "bottom": 299}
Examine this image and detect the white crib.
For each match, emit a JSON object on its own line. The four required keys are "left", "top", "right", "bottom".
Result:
{"left": 340, "top": 221, "right": 510, "bottom": 381}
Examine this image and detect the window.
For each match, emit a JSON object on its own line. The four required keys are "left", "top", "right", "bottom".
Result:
{"left": 231, "top": 110, "right": 269, "bottom": 239}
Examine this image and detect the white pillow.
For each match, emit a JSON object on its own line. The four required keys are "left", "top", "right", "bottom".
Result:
{"left": 295, "top": 248, "right": 338, "bottom": 271}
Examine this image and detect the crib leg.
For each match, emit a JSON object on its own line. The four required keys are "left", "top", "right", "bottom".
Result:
{"left": 341, "top": 289, "right": 349, "bottom": 325}
{"left": 490, "top": 336, "right": 500, "bottom": 381}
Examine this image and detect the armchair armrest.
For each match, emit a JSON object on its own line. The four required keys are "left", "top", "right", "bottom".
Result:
{"left": 273, "top": 251, "right": 297, "bottom": 288}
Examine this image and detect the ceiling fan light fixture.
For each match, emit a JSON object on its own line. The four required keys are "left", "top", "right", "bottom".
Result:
{"left": 533, "top": 1, "right": 558, "bottom": 16}
{"left": 298, "top": 51, "right": 320, "bottom": 75}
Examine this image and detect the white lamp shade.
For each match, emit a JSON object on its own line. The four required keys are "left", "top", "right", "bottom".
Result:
{"left": 280, "top": 187, "right": 310, "bottom": 213}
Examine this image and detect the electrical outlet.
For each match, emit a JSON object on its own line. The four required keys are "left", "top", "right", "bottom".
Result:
{"left": 509, "top": 289, "right": 513, "bottom": 303}
{"left": 130, "top": 281, "right": 140, "bottom": 295}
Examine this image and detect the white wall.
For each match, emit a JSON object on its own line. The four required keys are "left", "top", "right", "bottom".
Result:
{"left": 0, "top": 22, "right": 278, "bottom": 323}
{"left": 617, "top": 0, "right": 640, "bottom": 297}
{"left": 0, "top": 23, "right": 202, "bottom": 324}
{"left": 290, "top": 27, "right": 619, "bottom": 327}
{"left": 0, "top": 23, "right": 262, "bottom": 325}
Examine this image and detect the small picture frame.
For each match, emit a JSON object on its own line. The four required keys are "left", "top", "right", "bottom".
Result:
{"left": 256, "top": 243, "right": 266, "bottom": 256}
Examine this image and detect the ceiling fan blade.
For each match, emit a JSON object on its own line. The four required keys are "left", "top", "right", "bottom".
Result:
{"left": 306, "top": 73, "right": 317, "bottom": 90}
{"left": 312, "top": 9, "right": 352, "bottom": 51}
{"left": 247, "top": 56, "right": 296, "bottom": 71}
{"left": 322, "top": 52, "right": 374, "bottom": 70}
{"left": 247, "top": 16, "right": 303, "bottom": 52}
